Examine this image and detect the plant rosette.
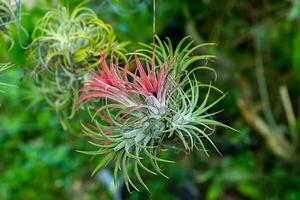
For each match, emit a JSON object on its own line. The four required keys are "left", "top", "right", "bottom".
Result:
{"left": 77, "top": 37, "right": 236, "bottom": 192}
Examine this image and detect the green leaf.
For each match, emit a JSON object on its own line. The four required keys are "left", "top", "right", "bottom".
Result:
{"left": 92, "top": 153, "right": 115, "bottom": 176}
{"left": 207, "top": 180, "right": 224, "bottom": 200}
{"left": 293, "top": 28, "right": 300, "bottom": 71}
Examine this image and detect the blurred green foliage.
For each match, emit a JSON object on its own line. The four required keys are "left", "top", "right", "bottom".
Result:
{"left": 1, "top": 0, "right": 300, "bottom": 199}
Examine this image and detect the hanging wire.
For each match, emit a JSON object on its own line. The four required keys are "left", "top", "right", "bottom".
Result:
{"left": 152, "top": 0, "right": 156, "bottom": 45}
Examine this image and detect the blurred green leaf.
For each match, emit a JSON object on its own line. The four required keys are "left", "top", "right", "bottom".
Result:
{"left": 293, "top": 28, "right": 300, "bottom": 71}
{"left": 207, "top": 180, "right": 223, "bottom": 200}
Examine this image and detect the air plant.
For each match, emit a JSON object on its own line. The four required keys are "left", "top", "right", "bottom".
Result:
{"left": 31, "top": 4, "right": 127, "bottom": 119}
{"left": 77, "top": 37, "right": 235, "bottom": 192}
{"left": 0, "top": 0, "right": 18, "bottom": 30}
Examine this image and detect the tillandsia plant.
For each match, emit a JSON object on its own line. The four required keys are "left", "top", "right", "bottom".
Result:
{"left": 77, "top": 37, "right": 235, "bottom": 192}
{"left": 0, "top": 0, "right": 18, "bottom": 30}
{"left": 31, "top": 3, "right": 128, "bottom": 120}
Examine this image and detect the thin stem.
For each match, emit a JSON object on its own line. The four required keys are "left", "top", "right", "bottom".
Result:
{"left": 152, "top": 0, "right": 156, "bottom": 45}
{"left": 279, "top": 85, "right": 298, "bottom": 145}
{"left": 254, "top": 34, "right": 277, "bottom": 130}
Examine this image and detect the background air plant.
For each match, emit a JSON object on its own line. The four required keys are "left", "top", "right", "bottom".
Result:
{"left": 31, "top": 4, "right": 127, "bottom": 120}
{"left": 77, "top": 37, "right": 234, "bottom": 192}
{"left": 0, "top": 0, "right": 18, "bottom": 30}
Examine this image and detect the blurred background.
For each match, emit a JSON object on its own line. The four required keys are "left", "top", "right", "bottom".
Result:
{"left": 1, "top": 0, "right": 300, "bottom": 199}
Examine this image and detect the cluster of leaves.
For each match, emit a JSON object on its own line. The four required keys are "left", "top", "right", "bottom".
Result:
{"left": 134, "top": 36, "right": 217, "bottom": 77}
{"left": 77, "top": 37, "right": 234, "bottom": 191}
{"left": 31, "top": 4, "right": 127, "bottom": 119}
{"left": 0, "top": 0, "right": 17, "bottom": 28}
